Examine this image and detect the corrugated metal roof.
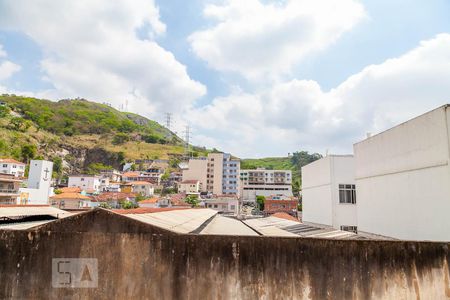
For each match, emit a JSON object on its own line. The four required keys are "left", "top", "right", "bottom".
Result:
{"left": 243, "top": 217, "right": 363, "bottom": 239}
{"left": 121, "top": 208, "right": 217, "bottom": 234}
{"left": 0, "top": 206, "right": 72, "bottom": 218}
{"left": 0, "top": 220, "right": 55, "bottom": 230}
{"left": 200, "top": 216, "right": 258, "bottom": 236}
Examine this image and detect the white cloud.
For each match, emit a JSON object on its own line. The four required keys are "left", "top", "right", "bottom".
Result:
{"left": 0, "top": 44, "right": 21, "bottom": 81}
{"left": 189, "top": 0, "right": 366, "bottom": 80}
{"left": 191, "top": 34, "right": 450, "bottom": 157}
{"left": 0, "top": 61, "right": 21, "bottom": 81}
{"left": 0, "top": 44, "right": 6, "bottom": 58}
{"left": 0, "top": 0, "right": 206, "bottom": 116}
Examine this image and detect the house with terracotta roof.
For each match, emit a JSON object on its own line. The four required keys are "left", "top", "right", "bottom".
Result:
{"left": 58, "top": 187, "right": 82, "bottom": 194}
{"left": 264, "top": 195, "right": 298, "bottom": 217}
{"left": 169, "top": 193, "right": 191, "bottom": 208}
{"left": 121, "top": 181, "right": 154, "bottom": 197}
{"left": 0, "top": 159, "right": 26, "bottom": 177}
{"left": 122, "top": 171, "right": 161, "bottom": 185}
{"left": 50, "top": 192, "right": 93, "bottom": 210}
{"left": 178, "top": 180, "right": 201, "bottom": 195}
{"left": 138, "top": 197, "right": 160, "bottom": 208}
{"left": 92, "top": 192, "right": 137, "bottom": 208}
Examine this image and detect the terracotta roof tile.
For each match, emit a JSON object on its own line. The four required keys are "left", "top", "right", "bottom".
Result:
{"left": 50, "top": 193, "right": 91, "bottom": 200}
{"left": 0, "top": 158, "right": 25, "bottom": 165}
{"left": 271, "top": 212, "right": 299, "bottom": 222}
{"left": 113, "top": 207, "right": 190, "bottom": 214}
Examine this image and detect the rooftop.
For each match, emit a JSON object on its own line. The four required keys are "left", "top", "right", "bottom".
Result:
{"left": 180, "top": 180, "right": 200, "bottom": 184}
{"left": 0, "top": 159, "right": 25, "bottom": 165}
{"left": 50, "top": 193, "right": 91, "bottom": 200}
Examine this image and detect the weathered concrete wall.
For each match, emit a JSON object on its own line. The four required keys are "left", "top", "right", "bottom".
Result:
{"left": 0, "top": 210, "right": 449, "bottom": 299}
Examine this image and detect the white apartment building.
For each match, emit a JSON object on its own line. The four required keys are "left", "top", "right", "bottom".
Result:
{"left": 20, "top": 160, "right": 54, "bottom": 205}
{"left": 0, "top": 159, "right": 26, "bottom": 177}
{"left": 182, "top": 153, "right": 240, "bottom": 196}
{"left": 178, "top": 180, "right": 201, "bottom": 195}
{"left": 302, "top": 155, "right": 357, "bottom": 232}
{"left": 68, "top": 175, "right": 101, "bottom": 193}
{"left": 354, "top": 105, "right": 450, "bottom": 241}
{"left": 240, "top": 168, "right": 292, "bottom": 202}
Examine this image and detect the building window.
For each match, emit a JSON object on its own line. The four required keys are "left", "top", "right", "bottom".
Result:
{"left": 339, "top": 184, "right": 356, "bottom": 204}
{"left": 81, "top": 178, "right": 85, "bottom": 181}
{"left": 340, "top": 225, "right": 358, "bottom": 233}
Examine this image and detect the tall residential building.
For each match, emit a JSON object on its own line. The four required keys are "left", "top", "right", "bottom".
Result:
{"left": 301, "top": 155, "right": 357, "bottom": 233}
{"left": 182, "top": 153, "right": 240, "bottom": 196}
{"left": 239, "top": 168, "right": 292, "bottom": 202}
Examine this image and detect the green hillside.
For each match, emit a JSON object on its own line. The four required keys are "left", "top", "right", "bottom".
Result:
{"left": 0, "top": 95, "right": 206, "bottom": 172}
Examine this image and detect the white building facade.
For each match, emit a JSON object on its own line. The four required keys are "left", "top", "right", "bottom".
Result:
{"left": 0, "top": 159, "right": 25, "bottom": 177}
{"left": 354, "top": 105, "right": 450, "bottom": 241}
{"left": 302, "top": 155, "right": 357, "bottom": 232}
{"left": 240, "top": 169, "right": 292, "bottom": 202}
{"left": 68, "top": 175, "right": 101, "bottom": 193}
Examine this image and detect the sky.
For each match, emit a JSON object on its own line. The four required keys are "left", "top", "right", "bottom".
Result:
{"left": 0, "top": 0, "right": 449, "bottom": 158}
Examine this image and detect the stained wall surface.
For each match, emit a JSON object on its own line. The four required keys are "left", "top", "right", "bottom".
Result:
{"left": 0, "top": 209, "right": 449, "bottom": 300}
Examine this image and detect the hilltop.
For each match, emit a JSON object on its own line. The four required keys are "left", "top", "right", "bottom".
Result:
{"left": 0, "top": 95, "right": 208, "bottom": 173}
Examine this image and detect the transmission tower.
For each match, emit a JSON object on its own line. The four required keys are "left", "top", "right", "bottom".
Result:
{"left": 165, "top": 113, "right": 172, "bottom": 130}
{"left": 183, "top": 125, "right": 191, "bottom": 157}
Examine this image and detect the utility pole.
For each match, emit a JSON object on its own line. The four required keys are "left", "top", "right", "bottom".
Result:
{"left": 165, "top": 113, "right": 172, "bottom": 130}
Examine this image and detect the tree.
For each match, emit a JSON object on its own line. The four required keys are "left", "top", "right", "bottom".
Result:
{"left": 112, "top": 133, "right": 130, "bottom": 145}
{"left": 21, "top": 144, "right": 36, "bottom": 163}
{"left": 53, "top": 157, "right": 63, "bottom": 175}
{"left": 184, "top": 195, "right": 199, "bottom": 208}
{"left": 0, "top": 105, "right": 10, "bottom": 118}
{"left": 161, "top": 170, "right": 170, "bottom": 181}
{"left": 9, "top": 117, "right": 31, "bottom": 132}
{"left": 169, "top": 157, "right": 180, "bottom": 168}
{"left": 256, "top": 195, "right": 265, "bottom": 211}
{"left": 120, "top": 200, "right": 136, "bottom": 209}
{"left": 99, "top": 202, "right": 112, "bottom": 209}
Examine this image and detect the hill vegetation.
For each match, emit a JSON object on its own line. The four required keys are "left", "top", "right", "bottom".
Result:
{"left": 0, "top": 95, "right": 207, "bottom": 174}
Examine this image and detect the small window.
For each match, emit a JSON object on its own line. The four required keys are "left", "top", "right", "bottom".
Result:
{"left": 339, "top": 184, "right": 356, "bottom": 204}
{"left": 81, "top": 178, "right": 85, "bottom": 181}
{"left": 341, "top": 226, "right": 358, "bottom": 234}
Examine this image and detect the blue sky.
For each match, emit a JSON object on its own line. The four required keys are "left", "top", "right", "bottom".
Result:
{"left": 0, "top": 0, "right": 450, "bottom": 157}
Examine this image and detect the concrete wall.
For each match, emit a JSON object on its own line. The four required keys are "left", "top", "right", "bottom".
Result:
{"left": 0, "top": 210, "right": 449, "bottom": 299}
{"left": 302, "top": 156, "right": 333, "bottom": 226}
{"left": 331, "top": 156, "right": 357, "bottom": 229}
{"left": 355, "top": 105, "right": 450, "bottom": 241}
{"left": 302, "top": 155, "right": 357, "bottom": 229}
